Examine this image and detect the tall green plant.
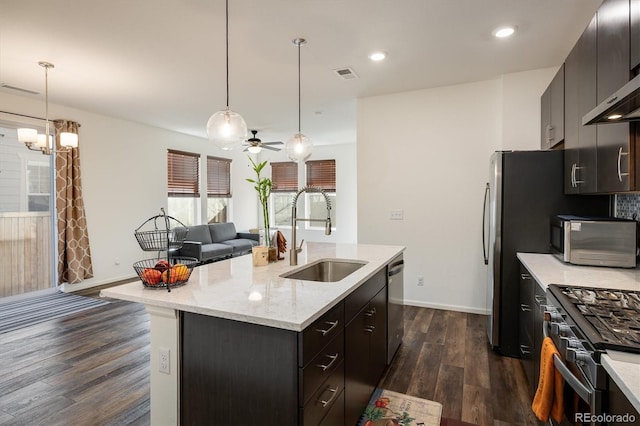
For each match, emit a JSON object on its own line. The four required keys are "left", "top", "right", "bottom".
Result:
{"left": 246, "top": 157, "right": 272, "bottom": 247}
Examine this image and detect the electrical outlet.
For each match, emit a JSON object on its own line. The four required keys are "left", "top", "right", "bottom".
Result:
{"left": 159, "top": 347, "right": 170, "bottom": 374}
{"left": 417, "top": 276, "right": 424, "bottom": 286}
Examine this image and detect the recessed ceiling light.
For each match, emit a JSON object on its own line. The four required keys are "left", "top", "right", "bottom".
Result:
{"left": 493, "top": 26, "right": 516, "bottom": 38}
{"left": 368, "top": 51, "right": 387, "bottom": 61}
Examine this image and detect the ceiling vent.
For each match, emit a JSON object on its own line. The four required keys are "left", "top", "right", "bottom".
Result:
{"left": 333, "top": 67, "right": 358, "bottom": 80}
{"left": 0, "top": 83, "right": 39, "bottom": 95}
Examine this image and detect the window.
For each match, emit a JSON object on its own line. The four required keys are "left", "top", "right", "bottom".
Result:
{"left": 26, "top": 160, "right": 50, "bottom": 212}
{"left": 207, "top": 156, "right": 231, "bottom": 223}
{"left": 306, "top": 159, "right": 336, "bottom": 228}
{"left": 167, "top": 149, "right": 200, "bottom": 226}
{"left": 270, "top": 162, "right": 298, "bottom": 227}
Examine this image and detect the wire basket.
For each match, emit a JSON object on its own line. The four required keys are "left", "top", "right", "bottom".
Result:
{"left": 134, "top": 212, "right": 188, "bottom": 251}
{"left": 133, "top": 257, "right": 198, "bottom": 289}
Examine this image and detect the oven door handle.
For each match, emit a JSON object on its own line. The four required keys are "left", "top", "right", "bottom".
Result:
{"left": 552, "top": 353, "right": 592, "bottom": 404}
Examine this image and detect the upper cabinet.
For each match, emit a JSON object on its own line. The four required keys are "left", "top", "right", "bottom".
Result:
{"left": 559, "top": 0, "right": 636, "bottom": 194}
{"left": 631, "top": 0, "right": 639, "bottom": 70}
{"left": 596, "top": 0, "right": 631, "bottom": 193}
{"left": 564, "top": 16, "right": 599, "bottom": 194}
{"left": 540, "top": 65, "right": 565, "bottom": 150}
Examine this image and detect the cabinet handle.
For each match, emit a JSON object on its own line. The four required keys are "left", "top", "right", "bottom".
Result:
{"left": 520, "top": 273, "right": 531, "bottom": 280}
{"left": 546, "top": 124, "right": 554, "bottom": 144}
{"left": 364, "top": 325, "right": 375, "bottom": 333}
{"left": 319, "top": 386, "right": 339, "bottom": 408}
{"left": 534, "top": 295, "right": 546, "bottom": 306}
{"left": 617, "top": 147, "right": 629, "bottom": 182}
{"left": 571, "top": 163, "right": 584, "bottom": 187}
{"left": 520, "top": 303, "right": 531, "bottom": 312}
{"left": 364, "top": 307, "right": 376, "bottom": 317}
{"left": 316, "top": 320, "right": 339, "bottom": 337}
{"left": 520, "top": 345, "right": 532, "bottom": 355}
{"left": 316, "top": 353, "right": 339, "bottom": 372}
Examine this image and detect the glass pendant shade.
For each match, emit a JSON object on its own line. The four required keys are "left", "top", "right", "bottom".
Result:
{"left": 60, "top": 132, "right": 78, "bottom": 148}
{"left": 206, "top": 108, "right": 248, "bottom": 150}
{"left": 17, "top": 128, "right": 38, "bottom": 144}
{"left": 36, "top": 133, "right": 53, "bottom": 149}
{"left": 286, "top": 132, "right": 312, "bottom": 162}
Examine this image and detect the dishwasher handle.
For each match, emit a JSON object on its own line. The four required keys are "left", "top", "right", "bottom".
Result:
{"left": 388, "top": 259, "right": 404, "bottom": 277}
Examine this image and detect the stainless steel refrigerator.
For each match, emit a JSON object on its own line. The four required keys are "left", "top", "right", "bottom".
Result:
{"left": 482, "top": 150, "right": 609, "bottom": 358}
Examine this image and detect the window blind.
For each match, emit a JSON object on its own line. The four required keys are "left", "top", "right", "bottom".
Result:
{"left": 306, "top": 159, "right": 336, "bottom": 192}
{"left": 271, "top": 161, "right": 299, "bottom": 192}
{"left": 207, "top": 156, "right": 232, "bottom": 198}
{"left": 167, "top": 149, "right": 200, "bottom": 197}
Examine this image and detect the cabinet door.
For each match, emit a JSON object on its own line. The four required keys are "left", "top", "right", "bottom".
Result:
{"left": 541, "top": 85, "right": 552, "bottom": 150}
{"left": 632, "top": 0, "right": 640, "bottom": 70}
{"left": 368, "top": 288, "right": 387, "bottom": 386}
{"left": 344, "top": 307, "right": 373, "bottom": 426}
{"left": 518, "top": 267, "right": 534, "bottom": 394}
{"left": 564, "top": 17, "right": 598, "bottom": 194}
{"left": 532, "top": 282, "right": 546, "bottom": 398}
{"left": 597, "top": 0, "right": 631, "bottom": 192}
{"left": 541, "top": 66, "right": 565, "bottom": 150}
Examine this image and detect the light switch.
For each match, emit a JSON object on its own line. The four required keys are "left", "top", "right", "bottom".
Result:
{"left": 390, "top": 210, "right": 404, "bottom": 220}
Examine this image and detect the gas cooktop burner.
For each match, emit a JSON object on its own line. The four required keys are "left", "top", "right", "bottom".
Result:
{"left": 551, "top": 285, "right": 640, "bottom": 353}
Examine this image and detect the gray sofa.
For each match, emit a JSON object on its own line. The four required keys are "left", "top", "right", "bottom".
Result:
{"left": 175, "top": 223, "right": 259, "bottom": 264}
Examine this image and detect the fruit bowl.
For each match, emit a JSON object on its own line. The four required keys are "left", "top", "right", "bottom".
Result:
{"left": 133, "top": 257, "right": 197, "bottom": 289}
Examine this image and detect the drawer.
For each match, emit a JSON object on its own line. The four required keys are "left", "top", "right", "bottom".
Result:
{"left": 318, "top": 389, "right": 344, "bottom": 426}
{"left": 301, "top": 330, "right": 344, "bottom": 405}
{"left": 344, "top": 268, "right": 385, "bottom": 322}
{"left": 302, "top": 360, "right": 344, "bottom": 426}
{"left": 300, "top": 301, "right": 344, "bottom": 367}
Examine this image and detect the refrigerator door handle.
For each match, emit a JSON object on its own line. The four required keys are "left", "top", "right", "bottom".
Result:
{"left": 482, "top": 182, "right": 490, "bottom": 265}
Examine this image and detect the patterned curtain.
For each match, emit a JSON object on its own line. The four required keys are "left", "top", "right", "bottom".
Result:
{"left": 54, "top": 120, "right": 93, "bottom": 284}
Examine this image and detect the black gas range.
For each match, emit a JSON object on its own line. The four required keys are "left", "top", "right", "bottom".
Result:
{"left": 544, "top": 284, "right": 640, "bottom": 424}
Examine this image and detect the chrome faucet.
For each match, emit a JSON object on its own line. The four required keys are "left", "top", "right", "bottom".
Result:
{"left": 290, "top": 186, "right": 332, "bottom": 266}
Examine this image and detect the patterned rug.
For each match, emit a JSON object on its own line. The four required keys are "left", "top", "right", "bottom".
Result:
{"left": 0, "top": 288, "right": 109, "bottom": 333}
{"left": 359, "top": 388, "right": 443, "bottom": 426}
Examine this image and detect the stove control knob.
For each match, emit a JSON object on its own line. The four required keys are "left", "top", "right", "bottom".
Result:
{"left": 566, "top": 348, "right": 591, "bottom": 363}
{"left": 543, "top": 309, "right": 562, "bottom": 322}
{"left": 551, "top": 322, "right": 570, "bottom": 335}
{"left": 559, "top": 336, "right": 581, "bottom": 351}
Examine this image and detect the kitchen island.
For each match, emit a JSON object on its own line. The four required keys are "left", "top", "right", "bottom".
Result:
{"left": 517, "top": 253, "right": 640, "bottom": 415}
{"left": 101, "top": 242, "right": 404, "bottom": 425}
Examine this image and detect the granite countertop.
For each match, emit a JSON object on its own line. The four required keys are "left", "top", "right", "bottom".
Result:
{"left": 517, "top": 253, "right": 640, "bottom": 414}
{"left": 101, "top": 242, "right": 404, "bottom": 332}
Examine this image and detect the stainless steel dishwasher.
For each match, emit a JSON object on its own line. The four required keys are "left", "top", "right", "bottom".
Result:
{"left": 387, "top": 254, "right": 404, "bottom": 364}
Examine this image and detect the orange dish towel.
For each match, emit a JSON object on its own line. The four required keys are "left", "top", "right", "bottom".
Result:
{"left": 532, "top": 337, "right": 565, "bottom": 423}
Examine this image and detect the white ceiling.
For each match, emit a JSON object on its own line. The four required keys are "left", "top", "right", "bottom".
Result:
{"left": 0, "top": 0, "right": 602, "bottom": 146}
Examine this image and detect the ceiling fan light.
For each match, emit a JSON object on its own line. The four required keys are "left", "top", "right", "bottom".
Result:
{"left": 206, "top": 108, "right": 248, "bottom": 150}
{"left": 247, "top": 145, "right": 262, "bottom": 154}
{"left": 17, "top": 128, "right": 38, "bottom": 144}
{"left": 286, "top": 133, "right": 312, "bottom": 162}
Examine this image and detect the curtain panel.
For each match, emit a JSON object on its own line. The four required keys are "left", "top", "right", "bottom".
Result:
{"left": 54, "top": 120, "right": 93, "bottom": 284}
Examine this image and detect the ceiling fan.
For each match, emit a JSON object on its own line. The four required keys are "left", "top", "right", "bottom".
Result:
{"left": 243, "top": 130, "right": 283, "bottom": 153}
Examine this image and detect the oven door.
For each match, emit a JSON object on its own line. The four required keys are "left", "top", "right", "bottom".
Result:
{"left": 543, "top": 316, "right": 603, "bottom": 425}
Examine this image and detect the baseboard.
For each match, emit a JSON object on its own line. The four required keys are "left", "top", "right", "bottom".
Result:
{"left": 401, "top": 298, "right": 490, "bottom": 315}
{"left": 59, "top": 274, "right": 138, "bottom": 294}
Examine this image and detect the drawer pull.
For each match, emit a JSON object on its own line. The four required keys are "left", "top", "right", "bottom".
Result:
{"left": 364, "top": 325, "right": 375, "bottom": 333}
{"left": 319, "top": 386, "right": 338, "bottom": 408}
{"left": 316, "top": 320, "right": 339, "bottom": 336}
{"left": 364, "top": 307, "right": 376, "bottom": 317}
{"left": 520, "top": 303, "right": 531, "bottom": 312}
{"left": 317, "top": 353, "right": 339, "bottom": 372}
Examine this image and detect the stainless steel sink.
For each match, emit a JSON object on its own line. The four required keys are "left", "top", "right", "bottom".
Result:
{"left": 280, "top": 259, "right": 367, "bottom": 282}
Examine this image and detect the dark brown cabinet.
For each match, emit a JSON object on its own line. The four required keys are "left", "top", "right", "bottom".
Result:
{"left": 564, "top": 15, "right": 599, "bottom": 194}
{"left": 518, "top": 263, "right": 546, "bottom": 398}
{"left": 596, "top": 0, "right": 631, "bottom": 193}
{"left": 632, "top": 0, "right": 640, "bottom": 70}
{"left": 540, "top": 65, "right": 565, "bottom": 150}
{"left": 180, "top": 266, "right": 392, "bottom": 426}
{"left": 344, "top": 269, "right": 387, "bottom": 426}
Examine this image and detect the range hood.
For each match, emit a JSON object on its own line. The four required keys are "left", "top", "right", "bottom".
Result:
{"left": 582, "top": 73, "right": 640, "bottom": 125}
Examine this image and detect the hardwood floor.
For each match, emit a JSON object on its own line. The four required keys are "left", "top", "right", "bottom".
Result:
{"left": 0, "top": 294, "right": 537, "bottom": 425}
{"left": 379, "top": 306, "right": 539, "bottom": 426}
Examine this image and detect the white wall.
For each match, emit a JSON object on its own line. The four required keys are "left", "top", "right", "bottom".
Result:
{"left": 0, "top": 92, "right": 258, "bottom": 291}
{"left": 357, "top": 68, "right": 554, "bottom": 313}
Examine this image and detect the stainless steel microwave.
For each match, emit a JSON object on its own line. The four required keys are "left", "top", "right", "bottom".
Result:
{"left": 550, "top": 215, "right": 638, "bottom": 268}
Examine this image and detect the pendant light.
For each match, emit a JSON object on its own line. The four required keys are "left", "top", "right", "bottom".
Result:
{"left": 17, "top": 61, "right": 78, "bottom": 155}
{"left": 286, "top": 37, "right": 312, "bottom": 163}
{"left": 206, "top": 0, "right": 247, "bottom": 150}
